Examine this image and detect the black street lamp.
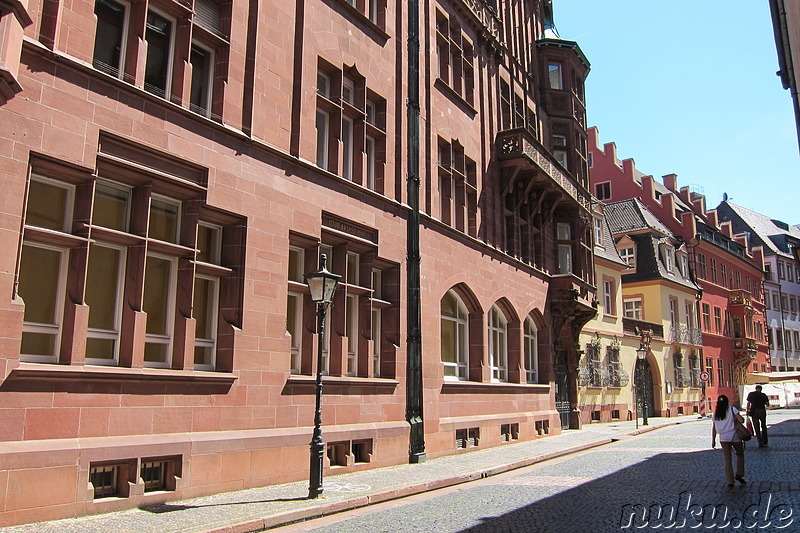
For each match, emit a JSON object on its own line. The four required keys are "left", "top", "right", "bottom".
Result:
{"left": 636, "top": 345, "right": 648, "bottom": 426}
{"left": 304, "top": 254, "right": 341, "bottom": 499}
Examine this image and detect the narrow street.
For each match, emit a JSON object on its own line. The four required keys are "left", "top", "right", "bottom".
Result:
{"left": 277, "top": 410, "right": 800, "bottom": 532}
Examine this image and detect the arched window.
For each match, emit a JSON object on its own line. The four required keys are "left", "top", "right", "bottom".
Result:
{"left": 524, "top": 316, "right": 538, "bottom": 383}
{"left": 441, "top": 291, "right": 468, "bottom": 380}
{"left": 488, "top": 305, "right": 508, "bottom": 382}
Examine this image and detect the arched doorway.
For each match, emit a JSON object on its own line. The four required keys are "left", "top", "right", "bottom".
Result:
{"left": 636, "top": 358, "right": 656, "bottom": 418}
{"left": 555, "top": 350, "right": 571, "bottom": 429}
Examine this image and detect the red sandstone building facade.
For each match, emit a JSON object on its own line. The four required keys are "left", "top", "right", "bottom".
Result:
{"left": 589, "top": 127, "right": 770, "bottom": 408}
{"left": 0, "top": 0, "right": 595, "bottom": 526}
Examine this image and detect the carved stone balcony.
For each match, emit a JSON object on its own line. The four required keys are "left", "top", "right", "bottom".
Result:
{"left": 733, "top": 338, "right": 758, "bottom": 359}
{"left": 729, "top": 289, "right": 753, "bottom": 308}
{"left": 497, "top": 128, "right": 591, "bottom": 213}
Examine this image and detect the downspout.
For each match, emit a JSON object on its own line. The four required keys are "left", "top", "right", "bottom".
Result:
{"left": 406, "top": 0, "right": 426, "bottom": 463}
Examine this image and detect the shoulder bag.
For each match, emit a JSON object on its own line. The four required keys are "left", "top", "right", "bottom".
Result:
{"left": 734, "top": 413, "right": 752, "bottom": 442}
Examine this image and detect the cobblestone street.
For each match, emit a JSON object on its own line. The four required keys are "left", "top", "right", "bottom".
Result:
{"left": 277, "top": 410, "right": 800, "bottom": 532}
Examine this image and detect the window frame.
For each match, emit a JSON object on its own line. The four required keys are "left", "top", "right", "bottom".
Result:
{"left": 488, "top": 305, "right": 508, "bottom": 382}
{"left": 18, "top": 243, "right": 69, "bottom": 363}
{"left": 441, "top": 290, "right": 469, "bottom": 381}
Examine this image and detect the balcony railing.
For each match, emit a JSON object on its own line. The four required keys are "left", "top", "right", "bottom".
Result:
{"left": 497, "top": 128, "right": 591, "bottom": 212}
{"left": 622, "top": 317, "right": 664, "bottom": 340}
{"left": 669, "top": 323, "right": 703, "bottom": 345}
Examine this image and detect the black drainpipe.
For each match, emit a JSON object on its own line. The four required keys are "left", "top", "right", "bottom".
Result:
{"left": 406, "top": 0, "right": 426, "bottom": 463}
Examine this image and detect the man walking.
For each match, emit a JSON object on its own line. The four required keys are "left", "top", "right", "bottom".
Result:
{"left": 746, "top": 385, "right": 770, "bottom": 447}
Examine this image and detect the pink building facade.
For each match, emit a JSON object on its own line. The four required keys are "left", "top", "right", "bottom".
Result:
{"left": 0, "top": 0, "right": 596, "bottom": 526}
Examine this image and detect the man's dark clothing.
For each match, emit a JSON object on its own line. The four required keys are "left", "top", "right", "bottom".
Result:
{"left": 747, "top": 390, "right": 770, "bottom": 446}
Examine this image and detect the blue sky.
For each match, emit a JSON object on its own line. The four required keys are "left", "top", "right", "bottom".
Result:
{"left": 556, "top": 1, "right": 799, "bottom": 225}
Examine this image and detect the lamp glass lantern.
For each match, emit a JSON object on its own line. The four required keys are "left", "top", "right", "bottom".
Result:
{"left": 304, "top": 255, "right": 341, "bottom": 304}
{"left": 636, "top": 346, "right": 647, "bottom": 360}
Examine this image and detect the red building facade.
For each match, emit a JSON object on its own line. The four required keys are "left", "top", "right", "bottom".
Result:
{"left": 589, "top": 127, "right": 769, "bottom": 407}
{"left": 0, "top": 0, "right": 595, "bottom": 526}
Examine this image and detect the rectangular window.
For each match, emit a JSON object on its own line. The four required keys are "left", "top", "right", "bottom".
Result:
{"left": 26, "top": 177, "right": 73, "bottom": 231}
{"left": 18, "top": 244, "right": 66, "bottom": 362}
{"left": 372, "top": 307, "right": 381, "bottom": 377}
{"left": 189, "top": 43, "right": 214, "bottom": 116}
{"left": 548, "top": 62, "right": 563, "bottom": 89}
{"left": 595, "top": 182, "right": 611, "bottom": 200}
{"left": 777, "top": 328, "right": 784, "bottom": 350}
{"left": 603, "top": 279, "right": 614, "bottom": 315}
{"left": 557, "top": 223, "right": 572, "bottom": 274}
{"left": 702, "top": 303, "right": 711, "bottom": 331}
{"left": 90, "top": 464, "right": 120, "bottom": 499}
{"left": 143, "top": 255, "right": 176, "bottom": 367}
{"left": 317, "top": 70, "right": 330, "bottom": 98}
{"left": 773, "top": 292, "right": 781, "bottom": 311}
{"left": 93, "top": 0, "right": 127, "bottom": 78}
{"left": 93, "top": 181, "right": 130, "bottom": 231}
{"left": 623, "top": 298, "right": 642, "bottom": 320}
{"left": 342, "top": 76, "right": 355, "bottom": 104}
{"left": 619, "top": 247, "right": 634, "bottom": 268}
{"left": 315, "top": 109, "right": 329, "bottom": 170}
{"left": 144, "top": 10, "right": 174, "bottom": 98}
{"left": 365, "top": 135, "right": 376, "bottom": 190}
{"left": 193, "top": 275, "right": 218, "bottom": 369}
{"left": 698, "top": 254, "right": 707, "bottom": 279}
{"left": 342, "top": 117, "right": 354, "bottom": 180}
{"left": 346, "top": 294, "right": 358, "bottom": 376}
{"left": 593, "top": 218, "right": 603, "bottom": 247}
{"left": 714, "top": 307, "right": 722, "bottom": 334}
{"left": 85, "top": 244, "right": 125, "bottom": 364}
{"left": 287, "top": 293, "right": 302, "bottom": 374}
{"left": 765, "top": 290, "right": 771, "bottom": 310}
{"left": 149, "top": 196, "right": 180, "bottom": 243}
{"left": 141, "top": 461, "right": 167, "bottom": 492}
{"left": 710, "top": 258, "right": 717, "bottom": 283}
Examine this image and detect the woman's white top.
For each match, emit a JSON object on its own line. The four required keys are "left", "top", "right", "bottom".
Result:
{"left": 713, "top": 406, "right": 740, "bottom": 442}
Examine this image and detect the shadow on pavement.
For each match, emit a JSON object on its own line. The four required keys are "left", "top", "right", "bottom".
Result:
{"left": 139, "top": 496, "right": 309, "bottom": 514}
{"left": 458, "top": 417, "right": 800, "bottom": 532}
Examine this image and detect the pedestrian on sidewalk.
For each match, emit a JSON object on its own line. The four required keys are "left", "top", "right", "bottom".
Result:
{"left": 746, "top": 385, "right": 770, "bottom": 447}
{"left": 711, "top": 395, "right": 746, "bottom": 488}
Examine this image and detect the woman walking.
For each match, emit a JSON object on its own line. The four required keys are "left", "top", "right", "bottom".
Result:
{"left": 711, "top": 395, "right": 746, "bottom": 487}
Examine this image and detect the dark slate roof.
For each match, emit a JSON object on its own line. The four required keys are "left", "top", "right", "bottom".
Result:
{"left": 605, "top": 198, "right": 671, "bottom": 236}
{"left": 717, "top": 201, "right": 800, "bottom": 257}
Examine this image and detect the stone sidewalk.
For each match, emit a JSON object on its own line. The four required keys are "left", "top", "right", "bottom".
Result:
{"left": 0, "top": 415, "right": 702, "bottom": 533}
